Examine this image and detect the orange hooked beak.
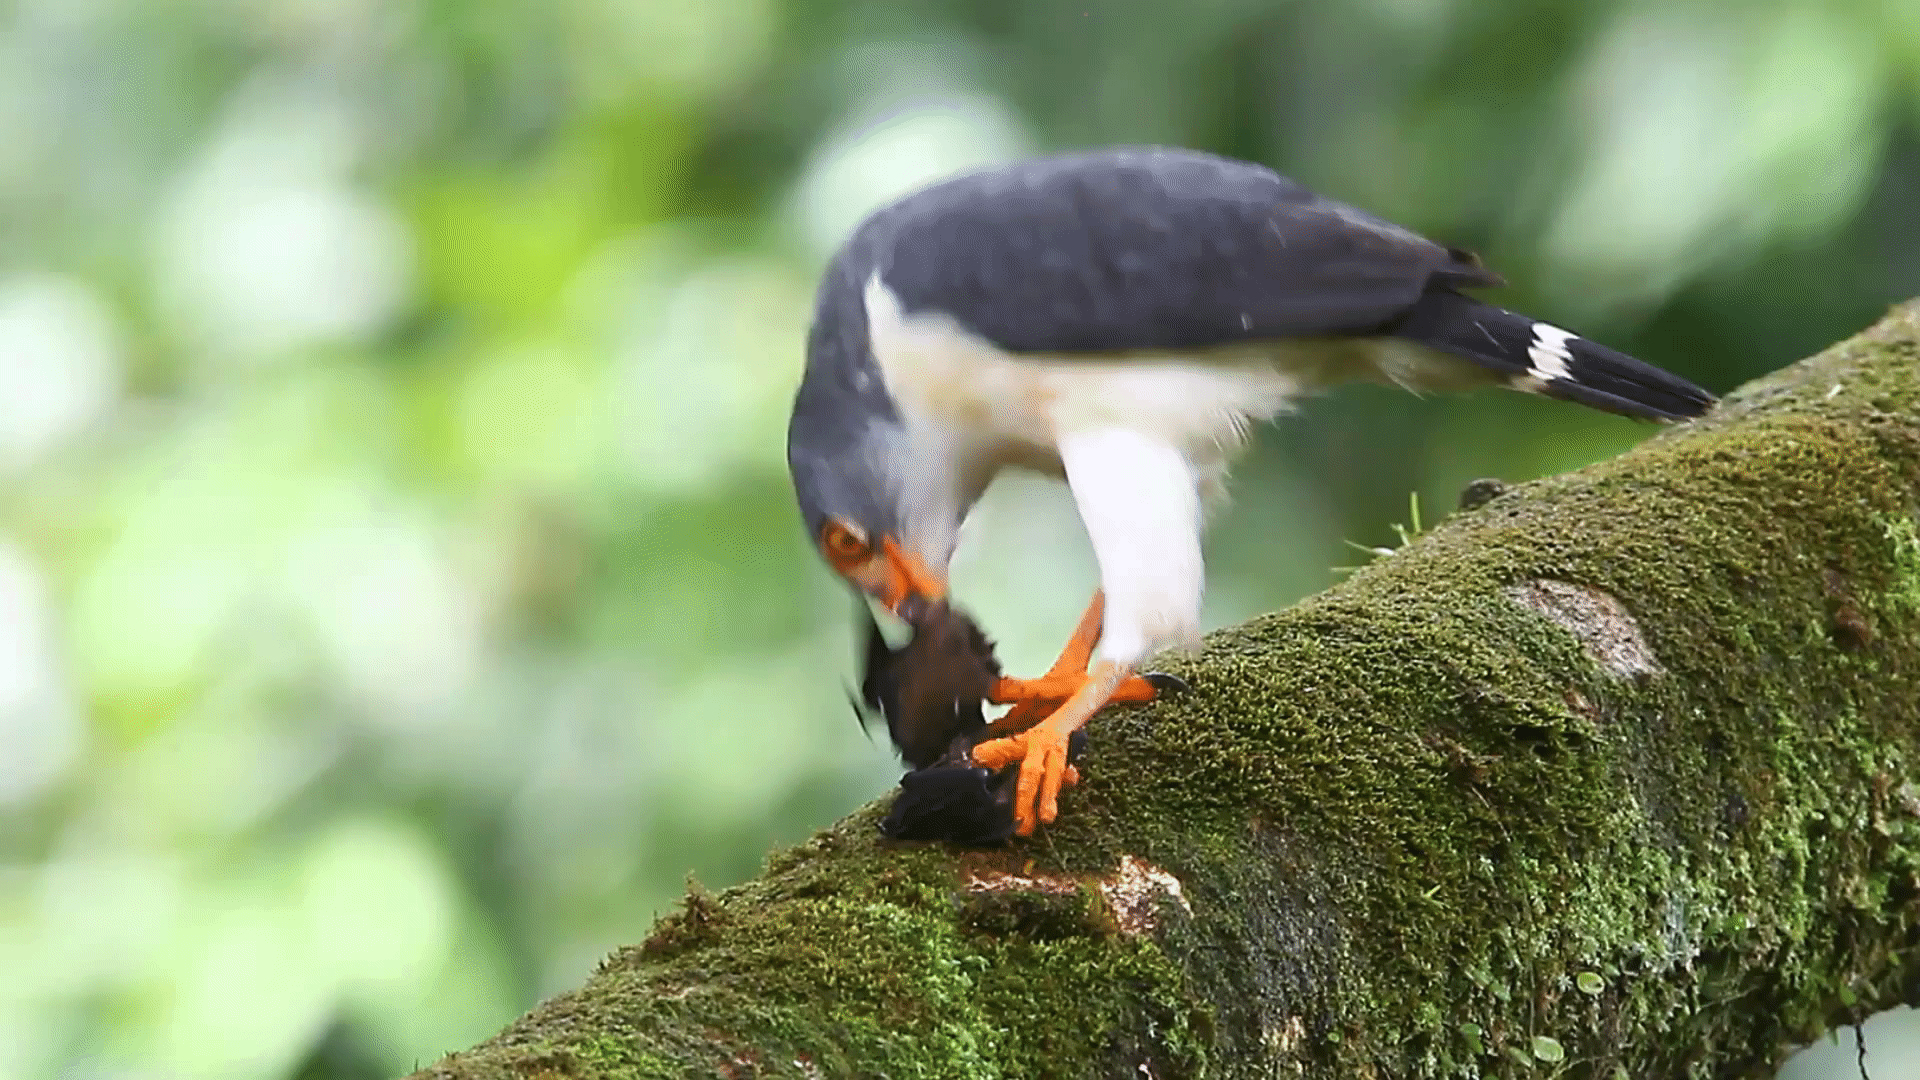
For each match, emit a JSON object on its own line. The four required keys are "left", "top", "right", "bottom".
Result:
{"left": 820, "top": 523, "right": 945, "bottom": 617}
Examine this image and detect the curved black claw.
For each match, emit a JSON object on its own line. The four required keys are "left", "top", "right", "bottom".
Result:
{"left": 1141, "top": 671, "right": 1191, "bottom": 695}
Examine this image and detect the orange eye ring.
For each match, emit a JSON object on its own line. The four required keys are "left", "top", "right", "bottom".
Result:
{"left": 822, "top": 521, "right": 869, "bottom": 561}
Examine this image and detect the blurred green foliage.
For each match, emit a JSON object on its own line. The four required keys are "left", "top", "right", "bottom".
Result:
{"left": 0, "top": 0, "right": 1915, "bottom": 1077}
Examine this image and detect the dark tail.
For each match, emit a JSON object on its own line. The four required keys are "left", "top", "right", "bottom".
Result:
{"left": 1387, "top": 289, "right": 1715, "bottom": 421}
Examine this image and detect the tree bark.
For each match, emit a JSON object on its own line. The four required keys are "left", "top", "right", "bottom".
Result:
{"left": 410, "top": 304, "right": 1920, "bottom": 1079}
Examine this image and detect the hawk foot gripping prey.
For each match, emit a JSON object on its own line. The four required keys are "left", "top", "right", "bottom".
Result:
{"left": 790, "top": 145, "right": 1715, "bottom": 840}
{"left": 982, "top": 592, "right": 1186, "bottom": 737}
{"left": 973, "top": 591, "right": 1186, "bottom": 837}
{"left": 859, "top": 598, "right": 1088, "bottom": 845}
{"left": 862, "top": 593, "right": 1178, "bottom": 844}
{"left": 880, "top": 731, "right": 1090, "bottom": 846}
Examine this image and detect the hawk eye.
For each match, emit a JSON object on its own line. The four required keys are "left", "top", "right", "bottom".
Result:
{"left": 822, "top": 521, "right": 869, "bottom": 559}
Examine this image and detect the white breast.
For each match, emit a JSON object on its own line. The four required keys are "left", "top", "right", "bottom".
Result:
{"left": 862, "top": 275, "right": 1313, "bottom": 487}
{"left": 862, "top": 275, "right": 1339, "bottom": 662}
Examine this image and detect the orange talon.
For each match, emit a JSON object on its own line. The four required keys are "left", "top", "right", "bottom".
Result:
{"left": 974, "top": 705, "right": 1102, "bottom": 835}
{"left": 1015, "top": 721, "right": 1075, "bottom": 830}
{"left": 989, "top": 699, "right": 1052, "bottom": 737}
{"left": 972, "top": 591, "right": 1184, "bottom": 835}
{"left": 983, "top": 591, "right": 1169, "bottom": 738}
{"left": 971, "top": 732, "right": 1027, "bottom": 772}
{"left": 1106, "top": 674, "right": 1164, "bottom": 705}
{"left": 986, "top": 592, "right": 1106, "bottom": 709}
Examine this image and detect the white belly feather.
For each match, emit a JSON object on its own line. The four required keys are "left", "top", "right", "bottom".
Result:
{"left": 861, "top": 276, "right": 1323, "bottom": 484}
{"left": 862, "top": 275, "right": 1349, "bottom": 664}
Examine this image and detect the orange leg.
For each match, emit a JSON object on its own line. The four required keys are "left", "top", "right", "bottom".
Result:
{"left": 973, "top": 659, "right": 1132, "bottom": 836}
{"left": 984, "top": 592, "right": 1163, "bottom": 736}
{"left": 970, "top": 590, "right": 1178, "bottom": 836}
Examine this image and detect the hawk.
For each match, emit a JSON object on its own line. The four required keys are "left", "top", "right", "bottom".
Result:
{"left": 786, "top": 146, "right": 1713, "bottom": 837}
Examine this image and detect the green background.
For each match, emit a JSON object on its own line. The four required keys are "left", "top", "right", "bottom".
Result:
{"left": 0, "top": 0, "right": 1913, "bottom": 1076}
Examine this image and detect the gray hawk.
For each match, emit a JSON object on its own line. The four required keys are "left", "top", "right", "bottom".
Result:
{"left": 785, "top": 145, "right": 1714, "bottom": 837}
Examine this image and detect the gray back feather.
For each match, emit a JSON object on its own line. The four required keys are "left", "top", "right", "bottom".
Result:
{"left": 843, "top": 145, "right": 1500, "bottom": 355}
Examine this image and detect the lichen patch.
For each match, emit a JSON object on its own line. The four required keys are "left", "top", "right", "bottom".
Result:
{"left": 961, "top": 856, "right": 1190, "bottom": 936}
{"left": 1101, "top": 855, "right": 1192, "bottom": 936}
{"left": 1505, "top": 578, "right": 1663, "bottom": 678}
{"left": 1263, "top": 1014, "right": 1307, "bottom": 1055}
{"left": 962, "top": 867, "right": 1080, "bottom": 896}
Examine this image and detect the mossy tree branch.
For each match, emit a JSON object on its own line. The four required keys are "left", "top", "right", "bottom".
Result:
{"left": 413, "top": 304, "right": 1920, "bottom": 1079}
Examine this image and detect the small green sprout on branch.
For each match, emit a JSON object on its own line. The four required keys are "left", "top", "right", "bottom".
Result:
{"left": 1334, "top": 490, "right": 1428, "bottom": 574}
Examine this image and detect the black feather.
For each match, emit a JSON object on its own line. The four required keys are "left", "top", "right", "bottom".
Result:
{"left": 853, "top": 603, "right": 1001, "bottom": 770}
{"left": 1387, "top": 289, "right": 1716, "bottom": 421}
{"left": 879, "top": 732, "right": 1090, "bottom": 845}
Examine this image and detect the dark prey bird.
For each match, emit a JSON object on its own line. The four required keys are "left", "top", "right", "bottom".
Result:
{"left": 856, "top": 594, "right": 1161, "bottom": 843}
{"left": 856, "top": 597, "right": 1015, "bottom": 845}
{"left": 787, "top": 145, "right": 1716, "bottom": 838}
{"left": 856, "top": 597, "right": 1003, "bottom": 772}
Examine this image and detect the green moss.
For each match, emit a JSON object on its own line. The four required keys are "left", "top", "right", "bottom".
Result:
{"left": 1885, "top": 514, "right": 1920, "bottom": 617}
{"left": 414, "top": 308, "right": 1920, "bottom": 1079}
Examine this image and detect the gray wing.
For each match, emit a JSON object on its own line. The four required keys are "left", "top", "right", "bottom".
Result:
{"left": 863, "top": 146, "right": 1501, "bottom": 355}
